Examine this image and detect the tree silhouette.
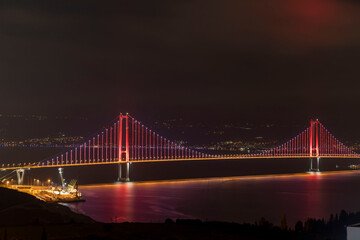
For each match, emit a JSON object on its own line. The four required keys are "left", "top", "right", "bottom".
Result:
{"left": 41, "top": 228, "right": 47, "bottom": 240}
{"left": 294, "top": 221, "right": 303, "bottom": 232}
{"left": 280, "top": 214, "right": 287, "bottom": 230}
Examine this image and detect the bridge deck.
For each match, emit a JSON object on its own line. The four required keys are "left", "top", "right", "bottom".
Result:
{"left": 1, "top": 155, "right": 359, "bottom": 170}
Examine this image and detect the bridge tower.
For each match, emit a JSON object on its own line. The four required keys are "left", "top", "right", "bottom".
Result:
{"left": 16, "top": 169, "right": 25, "bottom": 185}
{"left": 58, "top": 168, "right": 65, "bottom": 187}
{"left": 118, "top": 114, "right": 130, "bottom": 182}
{"left": 309, "top": 120, "right": 320, "bottom": 172}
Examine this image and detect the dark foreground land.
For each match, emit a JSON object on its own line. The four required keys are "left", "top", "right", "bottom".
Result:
{"left": 0, "top": 187, "right": 356, "bottom": 240}
{"left": 0, "top": 222, "right": 330, "bottom": 240}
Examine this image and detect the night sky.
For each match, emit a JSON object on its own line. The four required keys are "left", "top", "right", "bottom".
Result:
{"left": 1, "top": 0, "right": 360, "bottom": 128}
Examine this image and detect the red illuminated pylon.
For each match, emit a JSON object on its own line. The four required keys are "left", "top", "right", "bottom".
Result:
{"left": 309, "top": 120, "right": 319, "bottom": 157}
{"left": 118, "top": 114, "right": 130, "bottom": 162}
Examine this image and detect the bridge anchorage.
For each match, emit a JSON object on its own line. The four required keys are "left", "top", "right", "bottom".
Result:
{"left": 1, "top": 115, "right": 359, "bottom": 184}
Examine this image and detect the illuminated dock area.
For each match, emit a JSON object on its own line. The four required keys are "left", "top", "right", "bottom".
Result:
{"left": 3, "top": 185, "right": 84, "bottom": 203}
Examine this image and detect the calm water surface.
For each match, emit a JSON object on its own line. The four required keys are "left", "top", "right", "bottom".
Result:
{"left": 65, "top": 171, "right": 360, "bottom": 226}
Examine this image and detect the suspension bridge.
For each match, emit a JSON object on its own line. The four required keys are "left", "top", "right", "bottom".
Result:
{"left": 0, "top": 114, "right": 359, "bottom": 184}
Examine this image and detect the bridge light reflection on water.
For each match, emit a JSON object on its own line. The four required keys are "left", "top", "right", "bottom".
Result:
{"left": 61, "top": 170, "right": 360, "bottom": 226}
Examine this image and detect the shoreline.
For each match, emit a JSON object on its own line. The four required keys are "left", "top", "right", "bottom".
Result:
{"left": 79, "top": 169, "right": 360, "bottom": 187}
{"left": 3, "top": 185, "right": 85, "bottom": 203}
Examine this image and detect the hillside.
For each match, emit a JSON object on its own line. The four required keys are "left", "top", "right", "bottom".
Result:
{"left": 0, "top": 187, "right": 94, "bottom": 225}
